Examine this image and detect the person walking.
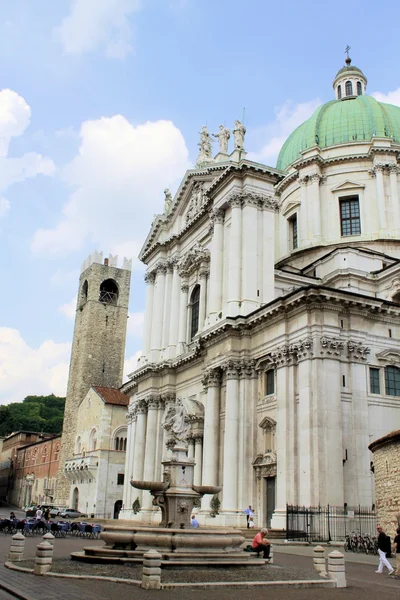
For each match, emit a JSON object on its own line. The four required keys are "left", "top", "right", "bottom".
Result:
{"left": 375, "top": 525, "right": 394, "bottom": 575}
{"left": 252, "top": 528, "right": 271, "bottom": 559}
{"left": 244, "top": 505, "right": 254, "bottom": 528}
{"left": 393, "top": 527, "right": 400, "bottom": 579}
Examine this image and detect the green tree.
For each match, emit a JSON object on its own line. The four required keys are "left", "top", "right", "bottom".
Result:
{"left": 0, "top": 395, "right": 65, "bottom": 437}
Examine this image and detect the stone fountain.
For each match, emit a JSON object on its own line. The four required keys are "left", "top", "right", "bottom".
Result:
{"left": 72, "top": 399, "right": 258, "bottom": 565}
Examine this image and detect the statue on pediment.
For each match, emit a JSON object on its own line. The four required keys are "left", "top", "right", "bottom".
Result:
{"left": 164, "top": 188, "right": 173, "bottom": 214}
{"left": 233, "top": 120, "right": 246, "bottom": 151}
{"left": 186, "top": 182, "right": 204, "bottom": 222}
{"left": 196, "top": 125, "right": 213, "bottom": 166}
{"left": 213, "top": 125, "right": 230, "bottom": 154}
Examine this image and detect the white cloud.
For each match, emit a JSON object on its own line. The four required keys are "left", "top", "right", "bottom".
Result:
{"left": 127, "top": 311, "right": 144, "bottom": 337}
{"left": 0, "top": 89, "right": 55, "bottom": 194}
{"left": 124, "top": 349, "right": 142, "bottom": 380}
{"left": 0, "top": 197, "right": 10, "bottom": 218}
{"left": 59, "top": 296, "right": 77, "bottom": 320}
{"left": 32, "top": 116, "right": 190, "bottom": 262}
{"left": 55, "top": 0, "right": 141, "bottom": 59}
{"left": 0, "top": 328, "right": 71, "bottom": 405}
{"left": 248, "top": 98, "right": 321, "bottom": 167}
{"left": 372, "top": 88, "right": 400, "bottom": 106}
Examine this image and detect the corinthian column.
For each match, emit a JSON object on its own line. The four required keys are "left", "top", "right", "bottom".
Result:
{"left": 194, "top": 436, "right": 203, "bottom": 486}
{"left": 201, "top": 369, "right": 221, "bottom": 510}
{"left": 227, "top": 197, "right": 242, "bottom": 316}
{"left": 142, "top": 396, "right": 159, "bottom": 510}
{"left": 167, "top": 260, "right": 181, "bottom": 358}
{"left": 222, "top": 361, "right": 240, "bottom": 511}
{"left": 177, "top": 281, "right": 189, "bottom": 354}
{"left": 241, "top": 197, "right": 259, "bottom": 314}
{"left": 207, "top": 209, "right": 224, "bottom": 324}
{"left": 389, "top": 164, "right": 400, "bottom": 233}
{"left": 374, "top": 164, "right": 387, "bottom": 231}
{"left": 142, "top": 272, "right": 155, "bottom": 359}
{"left": 122, "top": 405, "right": 136, "bottom": 512}
{"left": 198, "top": 269, "right": 208, "bottom": 331}
{"left": 131, "top": 400, "right": 147, "bottom": 502}
{"left": 299, "top": 177, "right": 308, "bottom": 246}
{"left": 151, "top": 264, "right": 167, "bottom": 362}
{"left": 309, "top": 173, "right": 322, "bottom": 241}
{"left": 161, "top": 263, "right": 173, "bottom": 356}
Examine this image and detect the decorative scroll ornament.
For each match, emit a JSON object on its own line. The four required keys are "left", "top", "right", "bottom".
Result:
{"left": 177, "top": 242, "right": 210, "bottom": 276}
{"left": 347, "top": 341, "right": 370, "bottom": 362}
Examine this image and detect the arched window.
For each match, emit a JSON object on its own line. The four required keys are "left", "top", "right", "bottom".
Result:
{"left": 81, "top": 280, "right": 88, "bottom": 305}
{"left": 190, "top": 285, "right": 200, "bottom": 339}
{"left": 357, "top": 81, "right": 362, "bottom": 96}
{"left": 89, "top": 428, "right": 97, "bottom": 451}
{"left": 115, "top": 437, "right": 119, "bottom": 451}
{"left": 337, "top": 85, "right": 342, "bottom": 100}
{"left": 75, "top": 437, "right": 81, "bottom": 455}
{"left": 99, "top": 279, "right": 119, "bottom": 305}
{"left": 123, "top": 438, "right": 127, "bottom": 451}
{"left": 345, "top": 81, "right": 353, "bottom": 96}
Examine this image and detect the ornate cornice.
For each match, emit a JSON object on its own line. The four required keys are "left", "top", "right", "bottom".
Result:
{"left": 320, "top": 336, "right": 345, "bottom": 357}
{"left": 347, "top": 340, "right": 370, "bottom": 362}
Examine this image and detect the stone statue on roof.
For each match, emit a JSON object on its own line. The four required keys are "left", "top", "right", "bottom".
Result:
{"left": 233, "top": 120, "right": 246, "bottom": 152}
{"left": 164, "top": 188, "right": 173, "bottom": 214}
{"left": 196, "top": 125, "right": 214, "bottom": 166}
{"left": 213, "top": 125, "right": 230, "bottom": 154}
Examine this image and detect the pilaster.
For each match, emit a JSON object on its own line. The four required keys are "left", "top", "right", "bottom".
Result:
{"left": 221, "top": 360, "right": 240, "bottom": 511}
{"left": 227, "top": 197, "right": 242, "bottom": 316}
{"left": 200, "top": 368, "right": 221, "bottom": 510}
{"left": 207, "top": 209, "right": 224, "bottom": 324}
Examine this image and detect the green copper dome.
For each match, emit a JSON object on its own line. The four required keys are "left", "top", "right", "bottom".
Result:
{"left": 276, "top": 95, "right": 400, "bottom": 171}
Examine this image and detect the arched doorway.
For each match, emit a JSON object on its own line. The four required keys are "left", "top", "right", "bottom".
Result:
{"left": 72, "top": 487, "right": 79, "bottom": 511}
{"left": 114, "top": 500, "right": 123, "bottom": 519}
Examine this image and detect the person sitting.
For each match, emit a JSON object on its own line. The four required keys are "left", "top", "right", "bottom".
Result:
{"left": 248, "top": 516, "right": 255, "bottom": 529}
{"left": 9, "top": 512, "right": 16, "bottom": 520}
{"left": 35, "top": 508, "right": 43, "bottom": 520}
{"left": 252, "top": 528, "right": 271, "bottom": 559}
{"left": 191, "top": 514, "right": 200, "bottom": 528}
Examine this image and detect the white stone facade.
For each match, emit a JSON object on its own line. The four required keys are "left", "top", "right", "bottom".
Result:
{"left": 120, "top": 63, "right": 400, "bottom": 528}
{"left": 64, "top": 387, "right": 128, "bottom": 518}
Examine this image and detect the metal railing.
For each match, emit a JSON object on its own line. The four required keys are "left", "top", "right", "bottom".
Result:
{"left": 286, "top": 504, "right": 377, "bottom": 542}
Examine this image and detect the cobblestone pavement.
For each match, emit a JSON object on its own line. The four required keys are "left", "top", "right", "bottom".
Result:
{"left": 0, "top": 515, "right": 398, "bottom": 600}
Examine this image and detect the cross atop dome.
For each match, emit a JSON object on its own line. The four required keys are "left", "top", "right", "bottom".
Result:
{"left": 333, "top": 49, "right": 367, "bottom": 100}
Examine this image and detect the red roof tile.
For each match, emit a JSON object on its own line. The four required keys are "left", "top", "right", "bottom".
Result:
{"left": 92, "top": 386, "right": 129, "bottom": 406}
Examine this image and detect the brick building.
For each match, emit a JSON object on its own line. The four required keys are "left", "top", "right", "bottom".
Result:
{"left": 8, "top": 435, "right": 61, "bottom": 508}
{"left": 369, "top": 430, "right": 400, "bottom": 537}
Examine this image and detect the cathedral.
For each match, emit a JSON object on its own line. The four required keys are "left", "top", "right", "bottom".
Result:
{"left": 59, "top": 55, "right": 400, "bottom": 529}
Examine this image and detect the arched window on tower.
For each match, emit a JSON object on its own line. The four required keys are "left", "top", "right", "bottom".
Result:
{"left": 89, "top": 428, "right": 97, "bottom": 452}
{"left": 99, "top": 279, "right": 119, "bottom": 305}
{"left": 345, "top": 81, "right": 353, "bottom": 96}
{"left": 75, "top": 437, "right": 81, "bottom": 455}
{"left": 81, "top": 280, "right": 88, "bottom": 306}
{"left": 357, "top": 81, "right": 362, "bottom": 96}
{"left": 190, "top": 285, "right": 200, "bottom": 339}
{"left": 337, "top": 85, "right": 342, "bottom": 100}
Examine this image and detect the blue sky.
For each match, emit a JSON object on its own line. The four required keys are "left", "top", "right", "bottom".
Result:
{"left": 1, "top": 0, "right": 400, "bottom": 404}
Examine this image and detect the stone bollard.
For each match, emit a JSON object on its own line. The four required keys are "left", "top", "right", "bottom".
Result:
{"left": 33, "top": 541, "right": 54, "bottom": 576}
{"left": 141, "top": 549, "right": 162, "bottom": 590}
{"left": 327, "top": 550, "right": 346, "bottom": 588}
{"left": 313, "top": 545, "right": 327, "bottom": 577}
{"left": 42, "top": 532, "right": 55, "bottom": 546}
{"left": 8, "top": 533, "right": 25, "bottom": 563}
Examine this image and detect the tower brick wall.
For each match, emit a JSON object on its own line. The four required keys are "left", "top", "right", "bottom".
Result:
{"left": 54, "top": 256, "right": 131, "bottom": 505}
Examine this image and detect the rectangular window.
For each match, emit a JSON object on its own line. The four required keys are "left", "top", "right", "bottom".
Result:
{"left": 340, "top": 197, "right": 361, "bottom": 236}
{"left": 370, "top": 368, "right": 380, "bottom": 394}
{"left": 265, "top": 369, "right": 275, "bottom": 395}
{"left": 385, "top": 366, "right": 400, "bottom": 396}
{"left": 289, "top": 214, "right": 298, "bottom": 249}
{"left": 117, "top": 473, "right": 125, "bottom": 485}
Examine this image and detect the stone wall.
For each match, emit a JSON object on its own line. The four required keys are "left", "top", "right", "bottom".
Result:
{"left": 369, "top": 430, "right": 400, "bottom": 537}
{"left": 55, "top": 259, "right": 131, "bottom": 505}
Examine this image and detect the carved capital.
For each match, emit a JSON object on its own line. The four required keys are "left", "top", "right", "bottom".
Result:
{"left": 222, "top": 360, "right": 241, "bottom": 379}
{"left": 240, "top": 359, "right": 257, "bottom": 378}
{"left": 144, "top": 271, "right": 156, "bottom": 285}
{"left": 298, "top": 176, "right": 308, "bottom": 187}
{"left": 271, "top": 344, "right": 297, "bottom": 368}
{"left": 199, "top": 268, "right": 209, "bottom": 280}
{"left": 293, "top": 338, "right": 313, "bottom": 361}
{"left": 320, "top": 336, "right": 345, "bottom": 356}
{"left": 212, "top": 208, "right": 225, "bottom": 225}
{"left": 347, "top": 341, "right": 370, "bottom": 362}
{"left": 156, "top": 262, "right": 168, "bottom": 274}
{"left": 147, "top": 394, "right": 160, "bottom": 410}
{"left": 193, "top": 435, "right": 203, "bottom": 445}
{"left": 309, "top": 173, "right": 322, "bottom": 184}
{"left": 136, "top": 399, "right": 148, "bottom": 415}
{"left": 202, "top": 368, "right": 221, "bottom": 389}
{"left": 374, "top": 163, "right": 385, "bottom": 173}
{"left": 181, "top": 283, "right": 189, "bottom": 293}
{"left": 388, "top": 164, "right": 400, "bottom": 175}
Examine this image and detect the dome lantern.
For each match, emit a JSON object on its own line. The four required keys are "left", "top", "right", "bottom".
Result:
{"left": 333, "top": 48, "right": 367, "bottom": 101}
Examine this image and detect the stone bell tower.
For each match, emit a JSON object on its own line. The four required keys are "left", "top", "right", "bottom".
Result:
{"left": 54, "top": 252, "right": 131, "bottom": 505}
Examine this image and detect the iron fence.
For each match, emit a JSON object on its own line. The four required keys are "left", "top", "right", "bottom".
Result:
{"left": 286, "top": 504, "right": 377, "bottom": 542}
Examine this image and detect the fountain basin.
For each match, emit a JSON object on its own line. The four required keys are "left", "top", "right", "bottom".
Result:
{"left": 130, "top": 480, "right": 169, "bottom": 491}
{"left": 192, "top": 485, "right": 222, "bottom": 495}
